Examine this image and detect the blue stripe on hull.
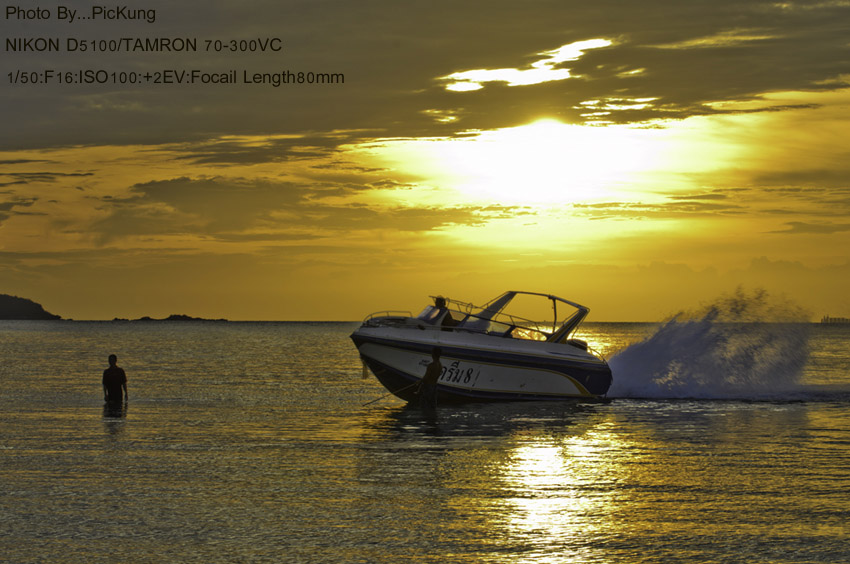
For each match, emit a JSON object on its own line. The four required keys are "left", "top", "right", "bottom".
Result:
{"left": 360, "top": 355, "right": 609, "bottom": 404}
{"left": 352, "top": 332, "right": 613, "bottom": 398}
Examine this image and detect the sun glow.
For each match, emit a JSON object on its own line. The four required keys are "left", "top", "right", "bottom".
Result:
{"left": 352, "top": 119, "right": 672, "bottom": 205}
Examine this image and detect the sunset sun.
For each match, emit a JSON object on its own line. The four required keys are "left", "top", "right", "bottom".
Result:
{"left": 426, "top": 119, "right": 668, "bottom": 205}
{"left": 350, "top": 119, "right": 674, "bottom": 207}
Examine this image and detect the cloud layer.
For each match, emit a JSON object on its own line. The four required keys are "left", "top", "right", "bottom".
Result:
{"left": 1, "top": 1, "right": 849, "bottom": 319}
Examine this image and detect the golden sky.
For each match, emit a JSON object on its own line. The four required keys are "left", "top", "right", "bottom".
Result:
{"left": 2, "top": 0, "right": 849, "bottom": 320}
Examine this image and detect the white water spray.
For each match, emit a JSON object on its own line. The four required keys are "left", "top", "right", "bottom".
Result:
{"left": 609, "top": 288, "right": 810, "bottom": 399}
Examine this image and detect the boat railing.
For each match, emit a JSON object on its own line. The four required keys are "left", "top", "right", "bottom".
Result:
{"left": 444, "top": 305, "right": 605, "bottom": 358}
{"left": 362, "top": 310, "right": 413, "bottom": 324}
{"left": 362, "top": 298, "right": 604, "bottom": 359}
{"left": 424, "top": 296, "right": 552, "bottom": 341}
{"left": 569, "top": 339, "right": 607, "bottom": 361}
{"left": 441, "top": 299, "right": 552, "bottom": 341}
{"left": 441, "top": 297, "right": 596, "bottom": 347}
{"left": 432, "top": 297, "right": 478, "bottom": 316}
{"left": 590, "top": 345, "right": 607, "bottom": 362}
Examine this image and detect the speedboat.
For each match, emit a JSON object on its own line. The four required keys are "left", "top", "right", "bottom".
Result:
{"left": 351, "top": 291, "right": 613, "bottom": 402}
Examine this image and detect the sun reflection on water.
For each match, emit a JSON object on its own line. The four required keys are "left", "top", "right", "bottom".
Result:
{"left": 576, "top": 323, "right": 656, "bottom": 359}
{"left": 504, "top": 442, "right": 595, "bottom": 531}
{"left": 486, "top": 428, "right": 624, "bottom": 563}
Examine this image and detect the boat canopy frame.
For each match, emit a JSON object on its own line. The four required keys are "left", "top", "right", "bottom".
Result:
{"left": 425, "top": 291, "right": 590, "bottom": 343}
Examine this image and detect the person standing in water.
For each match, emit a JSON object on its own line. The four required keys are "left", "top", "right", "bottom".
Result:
{"left": 102, "top": 354, "right": 128, "bottom": 404}
{"left": 417, "top": 347, "right": 442, "bottom": 408}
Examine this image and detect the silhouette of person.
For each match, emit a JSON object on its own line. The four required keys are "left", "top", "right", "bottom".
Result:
{"left": 102, "top": 354, "right": 128, "bottom": 404}
{"left": 434, "top": 296, "right": 457, "bottom": 329}
{"left": 416, "top": 347, "right": 442, "bottom": 408}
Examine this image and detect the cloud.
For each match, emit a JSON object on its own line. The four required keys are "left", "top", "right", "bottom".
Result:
{"left": 0, "top": 159, "right": 54, "bottom": 165}
{"left": 87, "top": 176, "right": 307, "bottom": 243}
{"left": 0, "top": 196, "right": 38, "bottom": 224}
{"left": 0, "top": 171, "right": 94, "bottom": 187}
{"left": 439, "top": 39, "right": 612, "bottom": 91}
{"left": 86, "top": 175, "right": 518, "bottom": 245}
{"left": 1, "top": 2, "right": 848, "bottom": 321}
{"left": 756, "top": 169, "right": 850, "bottom": 189}
{"left": 4, "top": 1, "right": 850, "bottom": 149}
{"left": 571, "top": 197, "right": 745, "bottom": 220}
{"left": 669, "top": 193, "right": 730, "bottom": 201}
{"left": 163, "top": 133, "right": 366, "bottom": 166}
{"left": 770, "top": 221, "right": 850, "bottom": 235}
{"left": 650, "top": 28, "right": 779, "bottom": 49}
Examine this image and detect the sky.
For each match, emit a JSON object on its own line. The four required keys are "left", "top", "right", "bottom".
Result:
{"left": 1, "top": 0, "right": 849, "bottom": 321}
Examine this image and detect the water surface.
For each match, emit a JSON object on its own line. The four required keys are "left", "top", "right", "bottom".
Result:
{"left": 1, "top": 321, "right": 848, "bottom": 563}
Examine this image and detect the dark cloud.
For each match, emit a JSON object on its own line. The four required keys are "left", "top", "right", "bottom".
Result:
{"left": 770, "top": 221, "right": 850, "bottom": 235}
{"left": 86, "top": 175, "right": 521, "bottom": 244}
{"left": 0, "top": 196, "right": 38, "bottom": 224}
{"left": 3, "top": 0, "right": 848, "bottom": 149}
{"left": 87, "top": 176, "right": 305, "bottom": 242}
{"left": 572, "top": 196, "right": 745, "bottom": 219}
{"left": 759, "top": 186, "right": 850, "bottom": 215}
{"left": 682, "top": 186, "right": 850, "bottom": 219}
{"left": 669, "top": 193, "right": 730, "bottom": 201}
{"left": 208, "top": 232, "right": 324, "bottom": 243}
{"left": 0, "top": 159, "right": 54, "bottom": 165}
{"left": 163, "top": 133, "right": 364, "bottom": 165}
{"left": 0, "top": 171, "right": 95, "bottom": 186}
{"left": 756, "top": 167, "right": 850, "bottom": 188}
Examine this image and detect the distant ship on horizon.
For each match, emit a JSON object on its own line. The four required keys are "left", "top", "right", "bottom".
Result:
{"left": 821, "top": 315, "right": 850, "bottom": 324}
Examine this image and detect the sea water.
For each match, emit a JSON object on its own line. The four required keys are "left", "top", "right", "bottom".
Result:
{"left": 0, "top": 318, "right": 848, "bottom": 563}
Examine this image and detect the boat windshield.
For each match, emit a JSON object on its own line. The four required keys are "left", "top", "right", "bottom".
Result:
{"left": 416, "top": 305, "right": 443, "bottom": 324}
{"left": 454, "top": 291, "right": 589, "bottom": 342}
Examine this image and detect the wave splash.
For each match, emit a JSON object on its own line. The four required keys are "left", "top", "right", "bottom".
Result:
{"left": 608, "top": 288, "right": 810, "bottom": 399}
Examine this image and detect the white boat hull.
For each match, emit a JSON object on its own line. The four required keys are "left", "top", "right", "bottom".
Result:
{"left": 352, "top": 325, "right": 612, "bottom": 402}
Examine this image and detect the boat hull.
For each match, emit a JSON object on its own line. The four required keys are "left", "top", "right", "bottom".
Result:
{"left": 351, "top": 328, "right": 613, "bottom": 403}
